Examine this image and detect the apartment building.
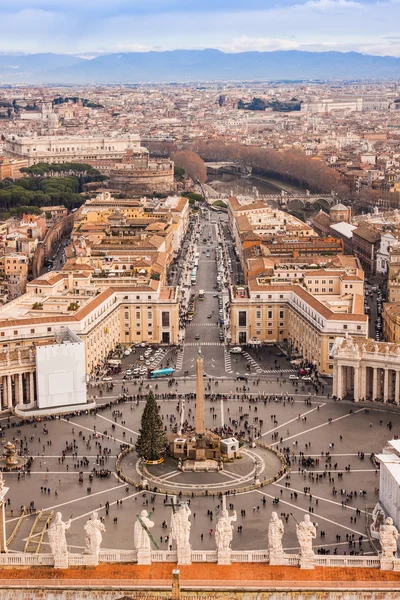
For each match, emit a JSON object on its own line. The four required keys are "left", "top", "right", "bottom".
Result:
{"left": 227, "top": 197, "right": 318, "bottom": 269}
{"left": 0, "top": 156, "right": 28, "bottom": 180}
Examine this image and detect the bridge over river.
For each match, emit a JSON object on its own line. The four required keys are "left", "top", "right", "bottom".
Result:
{"left": 203, "top": 181, "right": 338, "bottom": 211}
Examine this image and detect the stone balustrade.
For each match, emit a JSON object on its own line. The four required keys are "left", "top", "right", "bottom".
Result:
{"left": 0, "top": 549, "right": 394, "bottom": 570}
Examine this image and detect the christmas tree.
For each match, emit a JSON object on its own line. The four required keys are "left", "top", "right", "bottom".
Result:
{"left": 136, "top": 390, "right": 167, "bottom": 461}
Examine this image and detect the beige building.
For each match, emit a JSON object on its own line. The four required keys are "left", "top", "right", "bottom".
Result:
{"left": 230, "top": 277, "right": 368, "bottom": 375}
{"left": 0, "top": 156, "right": 28, "bottom": 180}
{"left": 0, "top": 269, "right": 179, "bottom": 410}
{"left": 227, "top": 197, "right": 318, "bottom": 269}
{"left": 332, "top": 337, "right": 400, "bottom": 403}
{"left": 4, "top": 133, "right": 142, "bottom": 166}
{"left": 0, "top": 253, "right": 29, "bottom": 300}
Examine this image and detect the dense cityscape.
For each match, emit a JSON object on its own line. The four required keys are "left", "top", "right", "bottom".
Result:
{"left": 1, "top": 4, "right": 400, "bottom": 598}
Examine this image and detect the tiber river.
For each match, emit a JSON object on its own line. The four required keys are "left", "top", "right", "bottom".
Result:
{"left": 206, "top": 172, "right": 320, "bottom": 219}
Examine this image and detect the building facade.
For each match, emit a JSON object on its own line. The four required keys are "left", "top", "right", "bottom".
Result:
{"left": 0, "top": 269, "right": 179, "bottom": 410}
{"left": 332, "top": 337, "right": 400, "bottom": 402}
{"left": 230, "top": 280, "right": 368, "bottom": 375}
{"left": 4, "top": 133, "right": 142, "bottom": 166}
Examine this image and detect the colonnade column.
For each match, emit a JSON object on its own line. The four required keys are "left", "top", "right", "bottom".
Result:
{"left": 337, "top": 365, "right": 343, "bottom": 399}
{"left": 2, "top": 377, "right": 7, "bottom": 411}
{"left": 353, "top": 366, "right": 360, "bottom": 402}
{"left": 395, "top": 370, "right": 400, "bottom": 405}
{"left": 17, "top": 373, "right": 23, "bottom": 406}
{"left": 333, "top": 363, "right": 338, "bottom": 397}
{"left": 360, "top": 365, "right": 367, "bottom": 401}
{"left": 29, "top": 372, "right": 35, "bottom": 404}
{"left": 372, "top": 368, "right": 378, "bottom": 400}
{"left": 384, "top": 369, "right": 389, "bottom": 403}
{"left": 7, "top": 376, "right": 12, "bottom": 409}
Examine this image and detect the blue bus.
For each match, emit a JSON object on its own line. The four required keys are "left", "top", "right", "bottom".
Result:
{"left": 150, "top": 367, "right": 175, "bottom": 379}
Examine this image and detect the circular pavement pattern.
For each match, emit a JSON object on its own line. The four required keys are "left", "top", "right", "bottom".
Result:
{"left": 2, "top": 389, "right": 399, "bottom": 556}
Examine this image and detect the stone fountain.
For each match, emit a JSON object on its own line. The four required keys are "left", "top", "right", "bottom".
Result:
{"left": 0, "top": 441, "right": 26, "bottom": 471}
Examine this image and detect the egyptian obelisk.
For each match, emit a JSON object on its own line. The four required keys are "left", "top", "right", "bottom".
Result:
{"left": 195, "top": 347, "right": 205, "bottom": 436}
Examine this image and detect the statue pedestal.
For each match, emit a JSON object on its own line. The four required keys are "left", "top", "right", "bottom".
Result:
{"left": 380, "top": 556, "right": 395, "bottom": 571}
{"left": 269, "top": 551, "right": 287, "bottom": 566}
{"left": 53, "top": 553, "right": 69, "bottom": 569}
{"left": 299, "top": 554, "right": 315, "bottom": 570}
{"left": 217, "top": 549, "right": 232, "bottom": 565}
{"left": 0, "top": 486, "right": 9, "bottom": 553}
{"left": 137, "top": 549, "right": 152, "bottom": 565}
{"left": 177, "top": 545, "right": 191, "bottom": 565}
{"left": 83, "top": 553, "right": 99, "bottom": 566}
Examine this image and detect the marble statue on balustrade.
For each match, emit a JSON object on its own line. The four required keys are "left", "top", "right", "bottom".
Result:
{"left": 215, "top": 507, "right": 236, "bottom": 564}
{"left": 296, "top": 514, "right": 316, "bottom": 568}
{"left": 268, "top": 511, "right": 285, "bottom": 564}
{"left": 134, "top": 509, "right": 154, "bottom": 564}
{"left": 171, "top": 502, "right": 192, "bottom": 565}
{"left": 379, "top": 517, "right": 399, "bottom": 558}
{"left": 84, "top": 512, "right": 105, "bottom": 559}
{"left": 48, "top": 512, "right": 71, "bottom": 568}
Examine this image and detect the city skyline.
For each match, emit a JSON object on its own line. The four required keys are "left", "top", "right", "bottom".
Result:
{"left": 1, "top": 0, "right": 400, "bottom": 57}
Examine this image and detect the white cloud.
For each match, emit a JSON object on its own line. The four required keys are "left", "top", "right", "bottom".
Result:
{"left": 0, "top": 0, "right": 400, "bottom": 57}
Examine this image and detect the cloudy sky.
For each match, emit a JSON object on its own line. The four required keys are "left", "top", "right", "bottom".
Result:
{"left": 0, "top": 0, "right": 400, "bottom": 56}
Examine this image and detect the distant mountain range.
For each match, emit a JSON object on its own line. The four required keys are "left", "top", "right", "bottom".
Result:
{"left": 1, "top": 50, "right": 400, "bottom": 84}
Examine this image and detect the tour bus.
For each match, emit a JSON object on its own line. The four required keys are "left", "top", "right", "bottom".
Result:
{"left": 150, "top": 367, "right": 175, "bottom": 379}
{"left": 199, "top": 290, "right": 205, "bottom": 300}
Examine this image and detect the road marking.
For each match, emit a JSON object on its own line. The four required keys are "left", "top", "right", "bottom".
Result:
{"left": 271, "top": 482, "right": 368, "bottom": 515}
{"left": 6, "top": 484, "right": 126, "bottom": 524}
{"left": 175, "top": 348, "right": 184, "bottom": 372}
{"left": 220, "top": 397, "right": 225, "bottom": 427}
{"left": 261, "top": 404, "right": 326, "bottom": 438}
{"left": 158, "top": 470, "right": 181, "bottom": 481}
{"left": 61, "top": 419, "right": 127, "bottom": 445}
{"left": 25, "top": 490, "right": 143, "bottom": 541}
{"left": 255, "top": 489, "right": 365, "bottom": 537}
{"left": 290, "top": 469, "right": 377, "bottom": 474}
{"left": 224, "top": 349, "right": 233, "bottom": 373}
{"left": 270, "top": 408, "right": 364, "bottom": 447}
{"left": 96, "top": 415, "right": 139, "bottom": 437}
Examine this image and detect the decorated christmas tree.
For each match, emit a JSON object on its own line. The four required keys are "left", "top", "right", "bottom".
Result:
{"left": 135, "top": 390, "right": 167, "bottom": 461}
